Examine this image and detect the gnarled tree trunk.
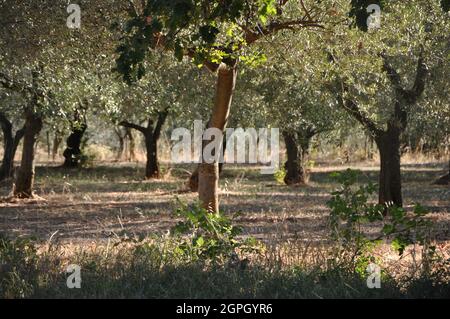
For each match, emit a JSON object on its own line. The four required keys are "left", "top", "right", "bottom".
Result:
{"left": 63, "top": 122, "right": 87, "bottom": 168}
{"left": 282, "top": 128, "right": 315, "bottom": 185}
{"left": 337, "top": 51, "right": 427, "bottom": 210}
{"left": 14, "top": 110, "right": 43, "bottom": 198}
{"left": 0, "top": 113, "right": 25, "bottom": 181}
{"left": 375, "top": 126, "right": 403, "bottom": 208}
{"left": 198, "top": 63, "right": 237, "bottom": 212}
{"left": 283, "top": 131, "right": 305, "bottom": 185}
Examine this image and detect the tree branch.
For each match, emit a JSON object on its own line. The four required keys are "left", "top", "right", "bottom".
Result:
{"left": 244, "top": 18, "right": 324, "bottom": 45}
{"left": 382, "top": 51, "right": 428, "bottom": 104}
{"left": 186, "top": 48, "right": 220, "bottom": 73}
{"left": 153, "top": 108, "right": 169, "bottom": 140}
{"left": 14, "top": 125, "right": 26, "bottom": 146}
{"left": 410, "top": 52, "right": 428, "bottom": 101}
{"left": 338, "top": 83, "right": 382, "bottom": 136}
{"left": 381, "top": 54, "right": 405, "bottom": 95}
{"left": 0, "top": 112, "right": 13, "bottom": 136}
{"left": 119, "top": 120, "right": 146, "bottom": 134}
{"left": 382, "top": 50, "right": 428, "bottom": 132}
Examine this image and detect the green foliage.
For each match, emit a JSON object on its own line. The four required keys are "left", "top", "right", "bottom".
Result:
{"left": 274, "top": 167, "right": 287, "bottom": 184}
{"left": 327, "top": 169, "right": 383, "bottom": 267}
{"left": 327, "top": 169, "right": 435, "bottom": 273}
{"left": 115, "top": 0, "right": 280, "bottom": 82}
{"left": 171, "top": 200, "right": 262, "bottom": 264}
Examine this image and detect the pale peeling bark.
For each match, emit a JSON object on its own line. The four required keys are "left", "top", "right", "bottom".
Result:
{"left": 198, "top": 63, "right": 237, "bottom": 212}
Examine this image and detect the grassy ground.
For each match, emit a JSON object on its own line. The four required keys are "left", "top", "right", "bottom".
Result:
{"left": 0, "top": 160, "right": 449, "bottom": 298}
{"left": 0, "top": 161, "right": 448, "bottom": 243}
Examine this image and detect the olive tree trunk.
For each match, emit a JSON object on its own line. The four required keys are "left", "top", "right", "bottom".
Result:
{"left": 125, "top": 127, "right": 137, "bottom": 162}
{"left": 120, "top": 110, "right": 168, "bottom": 179}
{"left": 62, "top": 122, "right": 87, "bottom": 168}
{"left": 114, "top": 127, "right": 125, "bottom": 161}
{"left": 375, "top": 127, "right": 403, "bottom": 207}
{"left": 0, "top": 113, "right": 25, "bottom": 180}
{"left": 188, "top": 134, "right": 226, "bottom": 192}
{"left": 144, "top": 131, "right": 160, "bottom": 178}
{"left": 282, "top": 128, "right": 315, "bottom": 185}
{"left": 198, "top": 63, "right": 237, "bottom": 212}
{"left": 52, "top": 131, "right": 62, "bottom": 161}
{"left": 14, "top": 110, "right": 43, "bottom": 198}
{"left": 282, "top": 131, "right": 305, "bottom": 185}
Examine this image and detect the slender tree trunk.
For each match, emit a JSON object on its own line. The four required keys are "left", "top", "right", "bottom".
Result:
{"left": 375, "top": 127, "right": 403, "bottom": 208}
{"left": 62, "top": 122, "right": 87, "bottom": 168}
{"left": 198, "top": 63, "right": 237, "bottom": 212}
{"left": 144, "top": 132, "right": 159, "bottom": 179}
{"left": 368, "top": 135, "right": 374, "bottom": 160}
{"left": 0, "top": 114, "right": 15, "bottom": 180}
{"left": 114, "top": 127, "right": 125, "bottom": 161}
{"left": 14, "top": 110, "right": 43, "bottom": 198}
{"left": 0, "top": 114, "right": 25, "bottom": 180}
{"left": 52, "top": 131, "right": 62, "bottom": 161}
{"left": 188, "top": 134, "right": 226, "bottom": 192}
{"left": 126, "top": 127, "right": 136, "bottom": 162}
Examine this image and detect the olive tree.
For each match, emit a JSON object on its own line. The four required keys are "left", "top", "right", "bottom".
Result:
{"left": 115, "top": 0, "right": 333, "bottom": 212}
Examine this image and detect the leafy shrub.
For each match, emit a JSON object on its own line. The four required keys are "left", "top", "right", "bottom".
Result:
{"left": 171, "top": 200, "right": 262, "bottom": 265}
{"left": 327, "top": 169, "right": 436, "bottom": 275}
{"left": 274, "top": 167, "right": 287, "bottom": 184}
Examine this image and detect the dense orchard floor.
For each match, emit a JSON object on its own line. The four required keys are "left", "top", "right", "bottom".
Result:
{"left": 0, "top": 161, "right": 449, "bottom": 247}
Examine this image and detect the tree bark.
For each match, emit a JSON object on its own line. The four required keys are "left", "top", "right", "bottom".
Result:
{"left": 283, "top": 131, "right": 305, "bottom": 185}
{"left": 375, "top": 127, "right": 403, "bottom": 208}
{"left": 188, "top": 134, "right": 226, "bottom": 192}
{"left": 0, "top": 113, "right": 25, "bottom": 180}
{"left": 282, "top": 128, "right": 315, "bottom": 185}
{"left": 62, "top": 122, "right": 87, "bottom": 168}
{"left": 13, "top": 110, "right": 43, "bottom": 198}
{"left": 144, "top": 132, "right": 159, "bottom": 178}
{"left": 125, "top": 127, "right": 136, "bottom": 162}
{"left": 52, "top": 131, "right": 62, "bottom": 161}
{"left": 114, "top": 127, "right": 125, "bottom": 161}
{"left": 198, "top": 63, "right": 237, "bottom": 212}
